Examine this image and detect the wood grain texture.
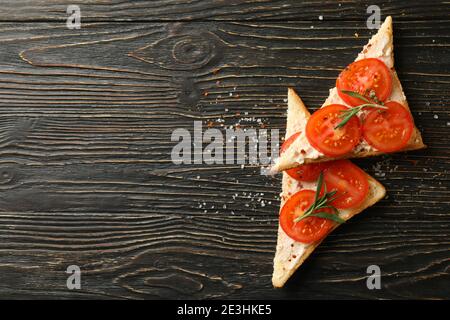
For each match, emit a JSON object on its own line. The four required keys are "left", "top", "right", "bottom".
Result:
{"left": 0, "top": 0, "right": 449, "bottom": 21}
{"left": 0, "top": 2, "right": 448, "bottom": 299}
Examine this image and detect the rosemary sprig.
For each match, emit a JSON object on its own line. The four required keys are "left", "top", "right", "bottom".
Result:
{"left": 294, "top": 172, "right": 345, "bottom": 224}
{"left": 334, "top": 90, "right": 388, "bottom": 129}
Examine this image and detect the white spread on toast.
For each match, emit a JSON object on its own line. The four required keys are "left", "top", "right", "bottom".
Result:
{"left": 273, "top": 16, "right": 414, "bottom": 171}
{"left": 274, "top": 169, "right": 381, "bottom": 287}
{"left": 274, "top": 164, "right": 368, "bottom": 287}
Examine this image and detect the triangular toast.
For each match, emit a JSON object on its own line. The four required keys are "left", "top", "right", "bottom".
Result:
{"left": 272, "top": 88, "right": 386, "bottom": 288}
{"left": 272, "top": 16, "right": 425, "bottom": 173}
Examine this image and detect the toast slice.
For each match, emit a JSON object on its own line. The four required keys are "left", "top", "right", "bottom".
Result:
{"left": 272, "top": 88, "right": 386, "bottom": 288}
{"left": 271, "top": 16, "right": 425, "bottom": 174}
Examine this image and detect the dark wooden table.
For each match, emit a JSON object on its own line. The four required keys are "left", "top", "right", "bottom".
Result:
{"left": 0, "top": 0, "right": 448, "bottom": 299}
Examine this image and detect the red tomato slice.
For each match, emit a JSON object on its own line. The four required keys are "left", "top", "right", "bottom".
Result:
{"left": 323, "top": 160, "right": 369, "bottom": 209}
{"left": 362, "top": 101, "right": 414, "bottom": 153}
{"left": 280, "top": 132, "right": 300, "bottom": 154}
{"left": 306, "top": 104, "right": 361, "bottom": 157}
{"left": 280, "top": 132, "right": 328, "bottom": 181}
{"left": 285, "top": 163, "right": 329, "bottom": 182}
{"left": 280, "top": 190, "right": 336, "bottom": 243}
{"left": 336, "top": 58, "right": 392, "bottom": 106}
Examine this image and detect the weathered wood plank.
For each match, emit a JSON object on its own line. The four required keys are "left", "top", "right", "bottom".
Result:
{"left": 0, "top": 0, "right": 449, "bottom": 22}
{"left": 0, "top": 212, "right": 448, "bottom": 299}
{"left": 0, "top": 17, "right": 448, "bottom": 299}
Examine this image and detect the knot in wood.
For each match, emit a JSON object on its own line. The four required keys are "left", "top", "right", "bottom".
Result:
{"left": 172, "top": 35, "right": 213, "bottom": 68}
{"left": 0, "top": 168, "right": 14, "bottom": 185}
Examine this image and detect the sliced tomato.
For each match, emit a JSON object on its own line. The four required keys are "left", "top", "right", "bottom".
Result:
{"left": 285, "top": 163, "right": 329, "bottom": 182}
{"left": 280, "top": 132, "right": 328, "bottom": 181}
{"left": 280, "top": 132, "right": 301, "bottom": 154}
{"left": 280, "top": 190, "right": 336, "bottom": 243}
{"left": 362, "top": 101, "right": 413, "bottom": 153}
{"left": 323, "top": 160, "right": 369, "bottom": 209}
{"left": 336, "top": 58, "right": 392, "bottom": 106}
{"left": 306, "top": 104, "right": 361, "bottom": 157}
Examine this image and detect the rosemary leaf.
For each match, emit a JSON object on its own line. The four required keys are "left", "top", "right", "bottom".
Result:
{"left": 293, "top": 172, "right": 344, "bottom": 224}
{"left": 334, "top": 90, "right": 388, "bottom": 130}
{"left": 334, "top": 107, "right": 361, "bottom": 129}
{"left": 310, "top": 212, "right": 346, "bottom": 224}
{"left": 340, "top": 90, "right": 372, "bottom": 104}
{"left": 314, "top": 172, "right": 323, "bottom": 203}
